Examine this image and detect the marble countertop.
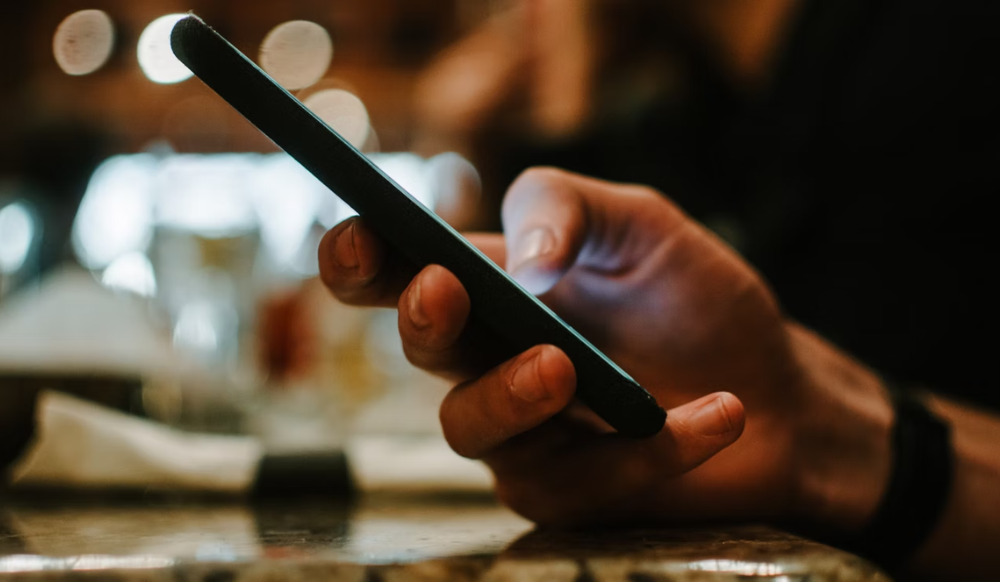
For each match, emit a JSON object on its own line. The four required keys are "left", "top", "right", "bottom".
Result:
{"left": 0, "top": 496, "right": 890, "bottom": 582}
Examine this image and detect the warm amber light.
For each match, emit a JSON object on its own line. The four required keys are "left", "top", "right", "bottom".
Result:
{"left": 137, "top": 14, "right": 193, "bottom": 84}
{"left": 259, "top": 21, "right": 333, "bottom": 90}
{"left": 52, "top": 9, "right": 115, "bottom": 76}
{"left": 303, "top": 89, "right": 370, "bottom": 148}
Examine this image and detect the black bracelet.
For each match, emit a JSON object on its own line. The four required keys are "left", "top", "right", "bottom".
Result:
{"left": 851, "top": 387, "right": 954, "bottom": 571}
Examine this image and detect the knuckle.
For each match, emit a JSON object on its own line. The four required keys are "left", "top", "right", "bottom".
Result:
{"left": 617, "top": 182, "right": 682, "bottom": 223}
{"left": 515, "top": 166, "right": 569, "bottom": 190}
{"left": 319, "top": 269, "right": 374, "bottom": 306}
{"left": 440, "top": 403, "right": 478, "bottom": 459}
{"left": 620, "top": 182, "right": 672, "bottom": 216}
{"left": 397, "top": 321, "right": 457, "bottom": 373}
{"left": 399, "top": 332, "right": 438, "bottom": 368}
{"left": 317, "top": 233, "right": 341, "bottom": 286}
{"left": 318, "top": 266, "right": 339, "bottom": 296}
{"left": 333, "top": 281, "right": 377, "bottom": 306}
{"left": 628, "top": 183, "right": 666, "bottom": 203}
{"left": 399, "top": 339, "right": 427, "bottom": 368}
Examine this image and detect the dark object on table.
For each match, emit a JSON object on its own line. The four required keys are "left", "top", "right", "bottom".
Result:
{"left": 252, "top": 452, "right": 354, "bottom": 500}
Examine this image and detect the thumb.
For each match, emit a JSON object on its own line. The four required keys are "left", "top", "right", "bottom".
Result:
{"left": 501, "top": 167, "right": 685, "bottom": 295}
{"left": 502, "top": 168, "right": 588, "bottom": 294}
{"left": 660, "top": 392, "right": 746, "bottom": 472}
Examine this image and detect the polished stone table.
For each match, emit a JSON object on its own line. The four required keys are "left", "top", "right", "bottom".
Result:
{"left": 0, "top": 496, "right": 890, "bottom": 581}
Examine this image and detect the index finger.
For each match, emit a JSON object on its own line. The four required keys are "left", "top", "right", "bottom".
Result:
{"left": 318, "top": 217, "right": 415, "bottom": 307}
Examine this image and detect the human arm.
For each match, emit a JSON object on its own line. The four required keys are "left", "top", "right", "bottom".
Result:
{"left": 318, "top": 167, "right": 1000, "bottom": 579}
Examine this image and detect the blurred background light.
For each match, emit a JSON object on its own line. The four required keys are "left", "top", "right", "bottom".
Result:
{"left": 259, "top": 20, "right": 333, "bottom": 91}
{"left": 368, "top": 152, "right": 434, "bottom": 210}
{"left": 303, "top": 89, "right": 370, "bottom": 149}
{"left": 172, "top": 300, "right": 220, "bottom": 353}
{"left": 316, "top": 191, "right": 357, "bottom": 229}
{"left": 137, "top": 14, "right": 193, "bottom": 84}
{"left": 72, "top": 155, "right": 156, "bottom": 270}
{"left": 362, "top": 127, "right": 380, "bottom": 153}
{"left": 101, "top": 251, "right": 157, "bottom": 297}
{"left": 247, "top": 155, "right": 323, "bottom": 266}
{"left": 425, "top": 152, "right": 481, "bottom": 227}
{"left": 0, "top": 202, "right": 35, "bottom": 274}
{"left": 71, "top": 152, "right": 473, "bottom": 279}
{"left": 171, "top": 298, "right": 239, "bottom": 365}
{"left": 154, "top": 155, "right": 256, "bottom": 237}
{"left": 52, "top": 9, "right": 115, "bottom": 76}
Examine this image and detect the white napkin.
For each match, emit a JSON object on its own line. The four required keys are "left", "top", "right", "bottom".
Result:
{"left": 10, "top": 391, "right": 262, "bottom": 492}
{"left": 8, "top": 391, "right": 493, "bottom": 495}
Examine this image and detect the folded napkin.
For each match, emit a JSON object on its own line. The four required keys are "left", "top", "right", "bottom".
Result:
{"left": 8, "top": 391, "right": 493, "bottom": 496}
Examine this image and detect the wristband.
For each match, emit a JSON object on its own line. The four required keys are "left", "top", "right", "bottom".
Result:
{"left": 852, "top": 388, "right": 954, "bottom": 571}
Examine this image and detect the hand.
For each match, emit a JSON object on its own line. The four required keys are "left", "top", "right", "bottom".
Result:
{"left": 319, "top": 168, "right": 892, "bottom": 528}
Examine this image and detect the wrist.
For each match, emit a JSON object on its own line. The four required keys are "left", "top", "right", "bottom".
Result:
{"left": 785, "top": 323, "right": 894, "bottom": 532}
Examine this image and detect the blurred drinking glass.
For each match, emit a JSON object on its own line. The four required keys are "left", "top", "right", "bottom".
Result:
{"left": 147, "top": 155, "right": 262, "bottom": 429}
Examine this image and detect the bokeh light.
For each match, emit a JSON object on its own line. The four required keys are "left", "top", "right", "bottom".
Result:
{"left": 72, "top": 155, "right": 156, "bottom": 270}
{"left": 0, "top": 202, "right": 35, "bottom": 274}
{"left": 259, "top": 21, "right": 333, "bottom": 90}
{"left": 247, "top": 155, "right": 323, "bottom": 266}
{"left": 101, "top": 252, "right": 157, "bottom": 297}
{"left": 155, "top": 155, "right": 256, "bottom": 236}
{"left": 303, "top": 89, "right": 370, "bottom": 148}
{"left": 368, "top": 153, "right": 433, "bottom": 210}
{"left": 172, "top": 299, "right": 238, "bottom": 361}
{"left": 52, "top": 9, "right": 115, "bottom": 76}
{"left": 137, "top": 14, "right": 193, "bottom": 84}
{"left": 72, "top": 152, "right": 468, "bottom": 278}
{"left": 316, "top": 191, "right": 357, "bottom": 229}
{"left": 425, "top": 152, "right": 481, "bottom": 228}
{"left": 173, "top": 301, "right": 220, "bottom": 353}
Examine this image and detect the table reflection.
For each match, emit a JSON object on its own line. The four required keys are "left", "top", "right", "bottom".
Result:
{"left": 0, "top": 498, "right": 888, "bottom": 581}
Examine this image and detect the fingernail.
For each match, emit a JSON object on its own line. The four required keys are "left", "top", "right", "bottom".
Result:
{"left": 509, "top": 351, "right": 550, "bottom": 403}
{"left": 333, "top": 222, "right": 359, "bottom": 269}
{"left": 509, "top": 228, "right": 556, "bottom": 275}
{"left": 407, "top": 278, "right": 430, "bottom": 329}
{"left": 690, "top": 395, "right": 736, "bottom": 436}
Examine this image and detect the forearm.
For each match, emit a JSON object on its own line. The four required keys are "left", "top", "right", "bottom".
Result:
{"left": 789, "top": 323, "right": 1000, "bottom": 579}
{"left": 789, "top": 323, "right": 893, "bottom": 532}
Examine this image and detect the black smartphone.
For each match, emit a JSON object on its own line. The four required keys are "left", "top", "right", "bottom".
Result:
{"left": 170, "top": 15, "right": 666, "bottom": 437}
